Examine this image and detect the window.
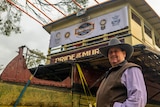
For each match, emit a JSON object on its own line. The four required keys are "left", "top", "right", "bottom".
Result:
{"left": 155, "top": 35, "right": 160, "bottom": 46}
{"left": 144, "top": 24, "right": 152, "bottom": 38}
{"left": 131, "top": 12, "right": 141, "bottom": 26}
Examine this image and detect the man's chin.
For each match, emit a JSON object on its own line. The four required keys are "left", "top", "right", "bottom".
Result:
{"left": 111, "top": 62, "right": 119, "bottom": 66}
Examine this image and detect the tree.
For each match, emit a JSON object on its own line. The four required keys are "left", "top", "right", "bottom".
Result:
{"left": 25, "top": 48, "right": 47, "bottom": 68}
{"left": 0, "top": 0, "right": 21, "bottom": 36}
{"left": 55, "top": 0, "right": 88, "bottom": 13}
{"left": 0, "top": 0, "right": 88, "bottom": 36}
{"left": 0, "top": 65, "right": 3, "bottom": 71}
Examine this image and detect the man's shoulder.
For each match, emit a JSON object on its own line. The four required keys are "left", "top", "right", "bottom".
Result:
{"left": 125, "top": 62, "right": 141, "bottom": 70}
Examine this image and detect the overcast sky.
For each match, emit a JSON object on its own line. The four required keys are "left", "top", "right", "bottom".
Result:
{"left": 0, "top": 0, "right": 160, "bottom": 73}
{"left": 0, "top": 15, "right": 50, "bottom": 72}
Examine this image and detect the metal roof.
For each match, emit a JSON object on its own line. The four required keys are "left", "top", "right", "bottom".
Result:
{"left": 128, "top": 0, "right": 160, "bottom": 34}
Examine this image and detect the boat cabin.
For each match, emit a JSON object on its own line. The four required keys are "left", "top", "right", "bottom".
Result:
{"left": 42, "top": 0, "right": 160, "bottom": 106}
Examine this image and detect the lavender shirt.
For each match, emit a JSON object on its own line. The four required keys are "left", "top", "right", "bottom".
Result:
{"left": 113, "top": 67, "right": 147, "bottom": 107}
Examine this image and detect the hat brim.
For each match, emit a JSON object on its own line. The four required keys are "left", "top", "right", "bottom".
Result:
{"left": 99, "top": 44, "right": 134, "bottom": 60}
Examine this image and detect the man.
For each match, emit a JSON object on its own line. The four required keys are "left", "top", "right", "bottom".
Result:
{"left": 96, "top": 38, "right": 147, "bottom": 107}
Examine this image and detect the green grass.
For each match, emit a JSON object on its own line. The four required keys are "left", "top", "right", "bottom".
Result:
{"left": 0, "top": 82, "right": 73, "bottom": 107}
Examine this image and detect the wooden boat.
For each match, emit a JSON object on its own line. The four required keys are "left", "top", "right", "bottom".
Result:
{"left": 1, "top": 0, "right": 160, "bottom": 107}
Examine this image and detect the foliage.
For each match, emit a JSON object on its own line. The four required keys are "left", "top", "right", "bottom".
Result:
{"left": 0, "top": 0, "right": 22, "bottom": 36}
{"left": 0, "top": 65, "right": 3, "bottom": 71}
{"left": 0, "top": 0, "right": 88, "bottom": 36}
{"left": 25, "top": 48, "right": 46, "bottom": 68}
{"left": 56, "top": 0, "right": 88, "bottom": 13}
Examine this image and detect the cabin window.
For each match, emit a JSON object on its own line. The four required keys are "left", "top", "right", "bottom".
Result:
{"left": 131, "top": 12, "right": 141, "bottom": 26}
{"left": 144, "top": 24, "right": 152, "bottom": 38}
{"left": 155, "top": 35, "right": 160, "bottom": 46}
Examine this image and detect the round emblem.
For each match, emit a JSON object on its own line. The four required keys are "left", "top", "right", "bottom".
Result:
{"left": 55, "top": 32, "right": 61, "bottom": 44}
{"left": 65, "top": 32, "right": 70, "bottom": 38}
{"left": 56, "top": 32, "right": 61, "bottom": 38}
{"left": 100, "top": 19, "right": 106, "bottom": 25}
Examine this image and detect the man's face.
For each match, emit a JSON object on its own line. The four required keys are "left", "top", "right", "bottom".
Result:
{"left": 108, "top": 47, "right": 126, "bottom": 67}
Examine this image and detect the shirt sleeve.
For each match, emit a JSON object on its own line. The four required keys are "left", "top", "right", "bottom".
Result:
{"left": 113, "top": 67, "right": 147, "bottom": 107}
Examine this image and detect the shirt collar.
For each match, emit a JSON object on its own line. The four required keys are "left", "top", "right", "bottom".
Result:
{"left": 109, "top": 60, "right": 127, "bottom": 72}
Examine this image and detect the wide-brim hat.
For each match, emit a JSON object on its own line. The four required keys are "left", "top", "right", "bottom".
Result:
{"left": 99, "top": 38, "right": 134, "bottom": 60}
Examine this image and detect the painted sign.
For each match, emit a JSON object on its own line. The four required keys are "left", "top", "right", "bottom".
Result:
{"left": 51, "top": 48, "right": 100, "bottom": 63}
{"left": 50, "top": 6, "right": 128, "bottom": 48}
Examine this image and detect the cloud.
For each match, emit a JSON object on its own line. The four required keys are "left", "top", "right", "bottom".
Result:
{"left": 0, "top": 14, "right": 50, "bottom": 73}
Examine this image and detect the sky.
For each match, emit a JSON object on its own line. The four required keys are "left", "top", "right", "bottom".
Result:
{"left": 0, "top": 15, "right": 50, "bottom": 72}
{"left": 0, "top": 0, "right": 160, "bottom": 73}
